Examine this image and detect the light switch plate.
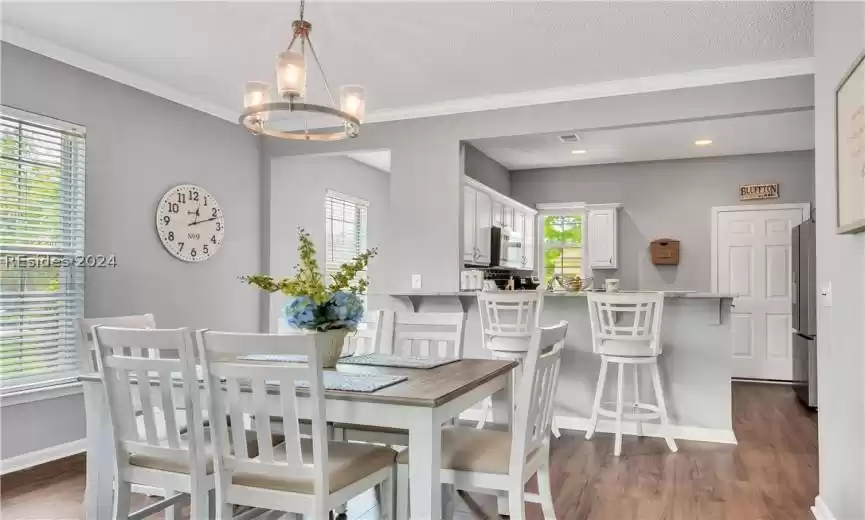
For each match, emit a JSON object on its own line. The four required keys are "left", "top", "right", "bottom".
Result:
{"left": 411, "top": 274, "right": 422, "bottom": 289}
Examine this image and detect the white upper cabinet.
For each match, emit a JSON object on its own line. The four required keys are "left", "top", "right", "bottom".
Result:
{"left": 523, "top": 213, "right": 535, "bottom": 270}
{"left": 463, "top": 186, "right": 478, "bottom": 263}
{"left": 587, "top": 207, "right": 619, "bottom": 269}
{"left": 475, "top": 190, "right": 493, "bottom": 265}
{"left": 492, "top": 201, "right": 504, "bottom": 227}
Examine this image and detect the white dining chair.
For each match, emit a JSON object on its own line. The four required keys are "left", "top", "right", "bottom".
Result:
{"left": 196, "top": 330, "right": 398, "bottom": 519}
{"left": 342, "top": 308, "right": 385, "bottom": 356}
{"left": 92, "top": 326, "right": 214, "bottom": 519}
{"left": 335, "top": 311, "right": 467, "bottom": 446}
{"left": 475, "top": 290, "right": 560, "bottom": 437}
{"left": 77, "top": 315, "right": 177, "bottom": 517}
{"left": 396, "top": 320, "right": 568, "bottom": 520}
{"left": 584, "top": 292, "right": 678, "bottom": 456}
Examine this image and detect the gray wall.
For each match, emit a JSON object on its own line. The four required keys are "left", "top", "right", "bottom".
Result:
{"left": 464, "top": 143, "right": 510, "bottom": 195}
{"left": 511, "top": 151, "right": 815, "bottom": 291}
{"left": 264, "top": 76, "right": 814, "bottom": 295}
{"left": 268, "top": 155, "right": 389, "bottom": 331}
{"left": 814, "top": 3, "right": 865, "bottom": 519}
{"left": 0, "top": 44, "right": 261, "bottom": 460}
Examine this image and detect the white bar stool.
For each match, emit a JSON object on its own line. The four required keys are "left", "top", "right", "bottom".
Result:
{"left": 476, "top": 289, "right": 561, "bottom": 437}
{"left": 585, "top": 292, "right": 678, "bottom": 456}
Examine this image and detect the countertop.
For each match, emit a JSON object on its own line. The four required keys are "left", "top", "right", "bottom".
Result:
{"left": 383, "top": 291, "right": 735, "bottom": 299}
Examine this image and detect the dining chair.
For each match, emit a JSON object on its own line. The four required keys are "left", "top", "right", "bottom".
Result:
{"left": 196, "top": 330, "right": 398, "bottom": 519}
{"left": 77, "top": 315, "right": 179, "bottom": 516}
{"left": 474, "top": 290, "right": 560, "bottom": 437}
{"left": 396, "top": 320, "right": 568, "bottom": 520}
{"left": 335, "top": 311, "right": 467, "bottom": 446}
{"left": 92, "top": 325, "right": 214, "bottom": 519}
{"left": 342, "top": 308, "right": 385, "bottom": 356}
{"left": 585, "top": 292, "right": 677, "bottom": 456}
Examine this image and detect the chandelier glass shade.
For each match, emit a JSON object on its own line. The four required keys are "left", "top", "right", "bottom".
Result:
{"left": 240, "top": 1, "right": 365, "bottom": 141}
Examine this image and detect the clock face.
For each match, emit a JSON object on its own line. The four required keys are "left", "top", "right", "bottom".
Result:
{"left": 156, "top": 184, "right": 225, "bottom": 262}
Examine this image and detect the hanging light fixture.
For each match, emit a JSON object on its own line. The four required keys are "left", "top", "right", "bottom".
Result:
{"left": 240, "top": 0, "right": 365, "bottom": 141}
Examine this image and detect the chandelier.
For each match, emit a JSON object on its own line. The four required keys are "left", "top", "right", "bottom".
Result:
{"left": 239, "top": 0, "right": 365, "bottom": 141}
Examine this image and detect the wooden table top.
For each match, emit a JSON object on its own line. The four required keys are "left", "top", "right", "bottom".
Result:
{"left": 79, "top": 358, "right": 517, "bottom": 409}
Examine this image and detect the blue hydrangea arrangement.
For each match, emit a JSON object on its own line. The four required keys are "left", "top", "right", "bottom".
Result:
{"left": 243, "top": 228, "right": 376, "bottom": 332}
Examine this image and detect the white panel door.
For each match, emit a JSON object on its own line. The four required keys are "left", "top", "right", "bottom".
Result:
{"left": 523, "top": 214, "right": 535, "bottom": 271}
{"left": 463, "top": 186, "right": 477, "bottom": 263}
{"left": 588, "top": 208, "right": 617, "bottom": 269}
{"left": 715, "top": 206, "right": 806, "bottom": 380}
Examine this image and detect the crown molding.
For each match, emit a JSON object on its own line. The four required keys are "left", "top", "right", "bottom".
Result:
{"left": 1, "top": 23, "right": 238, "bottom": 123}
{"left": 3, "top": 22, "right": 814, "bottom": 128}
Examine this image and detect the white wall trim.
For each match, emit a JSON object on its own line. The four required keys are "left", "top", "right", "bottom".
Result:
{"left": 460, "top": 409, "right": 737, "bottom": 444}
{"left": 0, "top": 381, "right": 83, "bottom": 407}
{"left": 709, "top": 202, "right": 811, "bottom": 293}
{"left": 2, "top": 22, "right": 814, "bottom": 127}
{"left": 1, "top": 23, "right": 238, "bottom": 123}
{"left": 0, "top": 438, "right": 86, "bottom": 476}
{"left": 811, "top": 496, "right": 837, "bottom": 520}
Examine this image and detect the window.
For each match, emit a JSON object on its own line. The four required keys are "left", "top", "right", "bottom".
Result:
{"left": 0, "top": 107, "right": 86, "bottom": 392}
{"left": 541, "top": 212, "right": 584, "bottom": 286}
{"left": 324, "top": 190, "right": 368, "bottom": 288}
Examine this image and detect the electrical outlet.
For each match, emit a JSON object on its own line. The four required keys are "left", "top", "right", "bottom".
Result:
{"left": 412, "top": 274, "right": 422, "bottom": 289}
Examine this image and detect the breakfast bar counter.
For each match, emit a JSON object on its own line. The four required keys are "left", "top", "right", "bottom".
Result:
{"left": 376, "top": 291, "right": 737, "bottom": 444}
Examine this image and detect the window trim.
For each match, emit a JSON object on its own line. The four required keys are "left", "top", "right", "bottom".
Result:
{"left": 536, "top": 203, "right": 589, "bottom": 283}
{"left": 324, "top": 189, "right": 369, "bottom": 286}
{"left": 0, "top": 105, "right": 86, "bottom": 393}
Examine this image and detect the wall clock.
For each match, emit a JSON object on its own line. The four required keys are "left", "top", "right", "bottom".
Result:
{"left": 156, "top": 184, "right": 225, "bottom": 262}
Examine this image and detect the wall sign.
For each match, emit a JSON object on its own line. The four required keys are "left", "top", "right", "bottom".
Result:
{"left": 835, "top": 49, "right": 865, "bottom": 234}
{"left": 739, "top": 183, "right": 779, "bottom": 201}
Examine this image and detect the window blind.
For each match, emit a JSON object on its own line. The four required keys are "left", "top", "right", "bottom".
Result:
{"left": 324, "top": 190, "right": 368, "bottom": 285}
{"left": 0, "top": 107, "right": 86, "bottom": 392}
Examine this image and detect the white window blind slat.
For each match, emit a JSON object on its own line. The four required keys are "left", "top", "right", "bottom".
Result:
{"left": 324, "top": 190, "right": 368, "bottom": 287}
{"left": 0, "top": 106, "right": 86, "bottom": 392}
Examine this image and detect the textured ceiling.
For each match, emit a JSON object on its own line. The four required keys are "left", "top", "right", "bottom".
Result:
{"left": 2, "top": 1, "right": 813, "bottom": 118}
{"left": 470, "top": 109, "right": 815, "bottom": 170}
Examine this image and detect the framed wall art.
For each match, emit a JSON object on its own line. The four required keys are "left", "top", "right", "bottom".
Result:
{"left": 835, "top": 50, "right": 865, "bottom": 234}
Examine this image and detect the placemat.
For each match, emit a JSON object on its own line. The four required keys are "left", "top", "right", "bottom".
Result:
{"left": 239, "top": 353, "right": 352, "bottom": 363}
{"left": 288, "top": 372, "right": 407, "bottom": 393}
{"left": 338, "top": 354, "right": 460, "bottom": 369}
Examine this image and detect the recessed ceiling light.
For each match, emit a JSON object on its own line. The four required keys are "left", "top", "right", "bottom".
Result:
{"left": 571, "top": 149, "right": 588, "bottom": 155}
{"left": 695, "top": 139, "right": 713, "bottom": 146}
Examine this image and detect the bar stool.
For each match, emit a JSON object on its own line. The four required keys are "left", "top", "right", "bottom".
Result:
{"left": 585, "top": 292, "right": 677, "bottom": 456}
{"left": 476, "top": 289, "right": 561, "bottom": 437}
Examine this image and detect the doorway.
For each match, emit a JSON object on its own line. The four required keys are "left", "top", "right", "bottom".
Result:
{"left": 711, "top": 203, "right": 810, "bottom": 381}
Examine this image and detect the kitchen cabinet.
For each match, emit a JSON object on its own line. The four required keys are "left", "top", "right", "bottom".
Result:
{"left": 492, "top": 201, "right": 504, "bottom": 227}
{"left": 463, "top": 186, "right": 492, "bottom": 265}
{"left": 523, "top": 214, "right": 535, "bottom": 270}
{"left": 587, "top": 207, "right": 618, "bottom": 269}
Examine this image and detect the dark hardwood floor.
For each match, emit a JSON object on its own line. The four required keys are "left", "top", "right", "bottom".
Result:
{"left": 0, "top": 382, "right": 818, "bottom": 520}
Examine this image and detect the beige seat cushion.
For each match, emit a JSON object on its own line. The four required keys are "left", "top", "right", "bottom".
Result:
{"left": 396, "top": 426, "right": 516, "bottom": 474}
{"left": 232, "top": 439, "right": 396, "bottom": 494}
{"left": 128, "top": 428, "right": 284, "bottom": 475}
{"left": 597, "top": 339, "right": 655, "bottom": 357}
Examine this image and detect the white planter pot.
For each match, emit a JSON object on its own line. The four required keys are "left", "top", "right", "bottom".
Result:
{"left": 313, "top": 329, "right": 349, "bottom": 368}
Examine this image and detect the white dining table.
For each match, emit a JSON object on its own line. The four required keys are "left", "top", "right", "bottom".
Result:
{"left": 79, "top": 358, "right": 516, "bottom": 520}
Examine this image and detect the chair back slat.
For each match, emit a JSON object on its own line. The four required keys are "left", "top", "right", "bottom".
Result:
{"left": 344, "top": 309, "right": 385, "bottom": 355}
{"left": 586, "top": 292, "right": 665, "bottom": 356}
{"left": 477, "top": 290, "right": 545, "bottom": 348}
{"left": 197, "top": 331, "right": 327, "bottom": 493}
{"left": 77, "top": 314, "right": 156, "bottom": 373}
{"left": 94, "top": 326, "right": 206, "bottom": 475}
{"left": 391, "top": 312, "right": 466, "bottom": 359}
{"left": 511, "top": 321, "right": 567, "bottom": 470}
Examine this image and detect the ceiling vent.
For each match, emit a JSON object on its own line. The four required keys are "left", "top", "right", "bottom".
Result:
{"left": 558, "top": 133, "right": 581, "bottom": 143}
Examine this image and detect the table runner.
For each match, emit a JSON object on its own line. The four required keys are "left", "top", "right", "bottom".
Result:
{"left": 338, "top": 353, "right": 460, "bottom": 369}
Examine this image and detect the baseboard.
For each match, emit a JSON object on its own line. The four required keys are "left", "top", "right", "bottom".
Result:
{"left": 0, "top": 438, "right": 86, "bottom": 476}
{"left": 811, "top": 496, "right": 837, "bottom": 520}
{"left": 460, "top": 409, "right": 737, "bottom": 445}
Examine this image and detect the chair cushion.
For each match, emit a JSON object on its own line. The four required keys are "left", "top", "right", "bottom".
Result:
{"left": 232, "top": 439, "right": 396, "bottom": 494}
{"left": 128, "top": 428, "right": 283, "bottom": 475}
{"left": 396, "top": 426, "right": 517, "bottom": 475}
{"left": 597, "top": 339, "right": 655, "bottom": 357}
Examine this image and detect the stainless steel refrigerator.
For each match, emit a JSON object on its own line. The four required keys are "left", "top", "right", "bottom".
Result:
{"left": 792, "top": 218, "right": 817, "bottom": 408}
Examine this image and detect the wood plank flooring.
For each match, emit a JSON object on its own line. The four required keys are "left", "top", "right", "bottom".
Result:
{"left": 0, "top": 382, "right": 817, "bottom": 520}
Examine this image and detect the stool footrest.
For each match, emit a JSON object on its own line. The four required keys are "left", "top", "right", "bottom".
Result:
{"left": 597, "top": 402, "right": 661, "bottom": 421}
